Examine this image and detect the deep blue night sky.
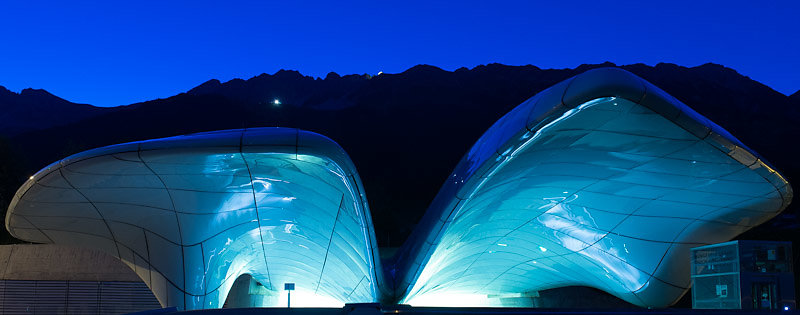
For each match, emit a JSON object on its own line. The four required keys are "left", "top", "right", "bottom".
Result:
{"left": 1, "top": 0, "right": 798, "bottom": 107}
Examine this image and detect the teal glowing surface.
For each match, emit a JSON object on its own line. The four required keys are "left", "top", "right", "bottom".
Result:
{"left": 6, "top": 68, "right": 792, "bottom": 310}
{"left": 5, "top": 128, "right": 387, "bottom": 310}
{"left": 396, "top": 68, "right": 791, "bottom": 308}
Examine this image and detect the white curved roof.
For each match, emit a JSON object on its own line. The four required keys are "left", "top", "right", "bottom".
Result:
{"left": 5, "top": 68, "right": 792, "bottom": 310}
{"left": 5, "top": 128, "right": 387, "bottom": 309}
{"left": 395, "top": 68, "right": 791, "bottom": 307}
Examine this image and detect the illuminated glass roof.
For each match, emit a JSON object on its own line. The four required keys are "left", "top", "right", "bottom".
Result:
{"left": 5, "top": 128, "right": 387, "bottom": 309}
{"left": 5, "top": 68, "right": 792, "bottom": 310}
{"left": 394, "top": 68, "right": 791, "bottom": 307}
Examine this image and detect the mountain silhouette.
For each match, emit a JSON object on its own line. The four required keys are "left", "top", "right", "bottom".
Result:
{"left": 0, "top": 62, "right": 798, "bottom": 249}
{"left": 0, "top": 86, "right": 114, "bottom": 135}
{"left": 790, "top": 90, "right": 800, "bottom": 102}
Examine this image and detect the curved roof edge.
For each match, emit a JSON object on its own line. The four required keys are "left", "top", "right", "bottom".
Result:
{"left": 391, "top": 67, "right": 793, "bottom": 299}
{"left": 7, "top": 128, "right": 358, "bottom": 230}
{"left": 4, "top": 127, "right": 391, "bottom": 302}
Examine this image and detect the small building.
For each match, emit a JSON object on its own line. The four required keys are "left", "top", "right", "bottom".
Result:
{"left": 0, "top": 244, "right": 160, "bottom": 314}
{"left": 691, "top": 240, "right": 795, "bottom": 310}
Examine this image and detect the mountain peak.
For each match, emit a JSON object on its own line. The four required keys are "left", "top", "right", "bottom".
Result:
{"left": 20, "top": 87, "right": 49, "bottom": 94}
{"left": 273, "top": 69, "right": 306, "bottom": 79}
{"left": 0, "top": 85, "right": 14, "bottom": 97}
{"left": 790, "top": 90, "right": 800, "bottom": 102}
{"left": 403, "top": 64, "right": 446, "bottom": 74}
{"left": 0, "top": 86, "right": 108, "bottom": 136}
{"left": 695, "top": 62, "right": 742, "bottom": 76}
{"left": 572, "top": 62, "right": 618, "bottom": 73}
{"left": 19, "top": 88, "right": 63, "bottom": 101}
{"left": 0, "top": 86, "right": 60, "bottom": 99}
{"left": 325, "top": 72, "right": 341, "bottom": 80}
{"left": 187, "top": 79, "right": 222, "bottom": 95}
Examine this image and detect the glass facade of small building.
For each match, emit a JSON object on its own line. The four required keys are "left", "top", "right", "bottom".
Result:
{"left": 691, "top": 240, "right": 795, "bottom": 310}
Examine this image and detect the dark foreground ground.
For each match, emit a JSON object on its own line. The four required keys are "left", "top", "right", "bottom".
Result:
{"left": 134, "top": 304, "right": 798, "bottom": 315}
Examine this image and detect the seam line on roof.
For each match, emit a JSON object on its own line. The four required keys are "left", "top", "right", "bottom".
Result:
{"left": 16, "top": 215, "right": 54, "bottom": 244}
{"left": 110, "top": 153, "right": 142, "bottom": 163}
{"left": 239, "top": 128, "right": 274, "bottom": 291}
{"left": 315, "top": 194, "right": 345, "bottom": 295}
{"left": 636, "top": 76, "right": 648, "bottom": 104}
{"left": 31, "top": 219, "right": 208, "bottom": 299}
{"left": 57, "top": 168, "right": 121, "bottom": 260}
{"left": 559, "top": 77, "right": 578, "bottom": 108}
{"left": 345, "top": 275, "right": 367, "bottom": 299}
{"left": 348, "top": 173, "right": 385, "bottom": 299}
{"left": 143, "top": 228, "right": 152, "bottom": 293}
{"left": 437, "top": 113, "right": 708, "bottom": 298}
{"left": 137, "top": 148, "right": 188, "bottom": 307}
{"left": 199, "top": 242, "right": 206, "bottom": 307}
{"left": 16, "top": 200, "right": 347, "bottom": 248}
{"left": 579, "top": 131, "right": 715, "bottom": 290}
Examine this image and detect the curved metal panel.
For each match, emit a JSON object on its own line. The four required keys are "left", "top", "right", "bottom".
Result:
{"left": 5, "top": 128, "right": 387, "bottom": 310}
{"left": 395, "top": 68, "right": 791, "bottom": 307}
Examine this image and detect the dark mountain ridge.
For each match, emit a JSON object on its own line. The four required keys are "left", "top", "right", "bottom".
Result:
{"left": 0, "top": 86, "right": 115, "bottom": 136}
{"left": 790, "top": 90, "right": 800, "bottom": 102}
{"left": 0, "top": 62, "right": 798, "bottom": 248}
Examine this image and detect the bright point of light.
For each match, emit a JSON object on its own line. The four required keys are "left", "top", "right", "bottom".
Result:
{"left": 539, "top": 246, "right": 547, "bottom": 252}
{"left": 29, "top": 176, "right": 34, "bottom": 180}
{"left": 785, "top": 306, "right": 790, "bottom": 311}
{"left": 282, "top": 197, "right": 296, "bottom": 201}
{"left": 562, "top": 191, "right": 569, "bottom": 194}
{"left": 377, "top": 71, "right": 383, "bottom": 75}
{"left": 273, "top": 99, "right": 281, "bottom": 105}
{"left": 497, "top": 243, "right": 507, "bottom": 247}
